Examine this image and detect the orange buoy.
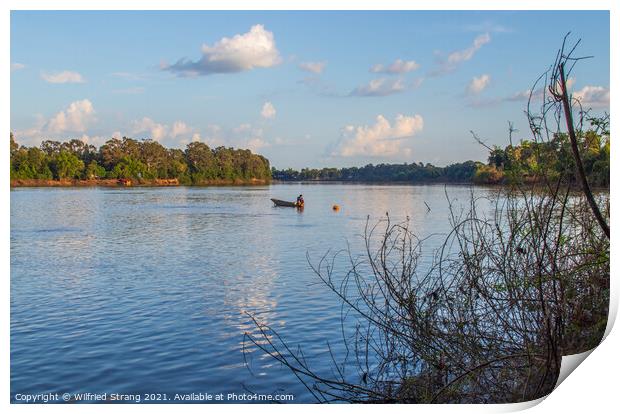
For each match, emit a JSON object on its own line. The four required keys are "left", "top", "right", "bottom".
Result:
{"left": 332, "top": 204, "right": 340, "bottom": 211}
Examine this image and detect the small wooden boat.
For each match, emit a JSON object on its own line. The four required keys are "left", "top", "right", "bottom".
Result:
{"left": 271, "top": 198, "right": 303, "bottom": 207}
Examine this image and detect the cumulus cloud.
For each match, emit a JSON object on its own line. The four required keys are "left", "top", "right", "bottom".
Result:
{"left": 131, "top": 117, "right": 168, "bottom": 141}
{"left": 261, "top": 102, "right": 276, "bottom": 119}
{"left": 41, "top": 70, "right": 85, "bottom": 84}
{"left": 130, "top": 118, "right": 198, "bottom": 144}
{"left": 14, "top": 100, "right": 97, "bottom": 145}
{"left": 172, "top": 122, "right": 271, "bottom": 152}
{"left": 75, "top": 134, "right": 109, "bottom": 148}
{"left": 334, "top": 114, "right": 424, "bottom": 157}
{"left": 350, "top": 78, "right": 406, "bottom": 97}
{"left": 370, "top": 59, "right": 420, "bottom": 74}
{"left": 171, "top": 121, "right": 192, "bottom": 138}
{"left": 163, "top": 25, "right": 281, "bottom": 77}
{"left": 432, "top": 33, "right": 491, "bottom": 75}
{"left": 245, "top": 138, "right": 270, "bottom": 152}
{"left": 230, "top": 123, "right": 270, "bottom": 152}
{"left": 467, "top": 74, "right": 490, "bottom": 95}
{"left": 298, "top": 61, "right": 327, "bottom": 74}
{"left": 176, "top": 125, "right": 224, "bottom": 148}
{"left": 46, "top": 99, "right": 96, "bottom": 133}
{"left": 573, "top": 85, "right": 610, "bottom": 108}
{"left": 11, "top": 62, "right": 26, "bottom": 71}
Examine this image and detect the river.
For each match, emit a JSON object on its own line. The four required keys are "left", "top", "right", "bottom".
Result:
{"left": 10, "top": 183, "right": 496, "bottom": 403}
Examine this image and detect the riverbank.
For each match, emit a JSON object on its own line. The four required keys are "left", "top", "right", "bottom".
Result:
{"left": 10, "top": 178, "right": 270, "bottom": 187}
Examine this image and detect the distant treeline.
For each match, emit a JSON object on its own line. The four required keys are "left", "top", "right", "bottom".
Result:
{"left": 10, "top": 133, "right": 272, "bottom": 184}
{"left": 273, "top": 125, "right": 610, "bottom": 187}
{"left": 272, "top": 161, "right": 480, "bottom": 183}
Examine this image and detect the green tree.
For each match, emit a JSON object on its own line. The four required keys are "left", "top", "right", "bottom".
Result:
{"left": 110, "top": 156, "right": 148, "bottom": 179}
{"left": 51, "top": 150, "right": 85, "bottom": 179}
{"left": 185, "top": 142, "right": 217, "bottom": 182}
{"left": 11, "top": 134, "right": 273, "bottom": 184}
{"left": 61, "top": 139, "right": 98, "bottom": 164}
{"left": 139, "top": 139, "right": 169, "bottom": 178}
{"left": 85, "top": 160, "right": 106, "bottom": 179}
{"left": 11, "top": 147, "right": 53, "bottom": 179}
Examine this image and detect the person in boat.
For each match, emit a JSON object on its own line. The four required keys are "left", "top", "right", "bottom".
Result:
{"left": 296, "top": 194, "right": 304, "bottom": 207}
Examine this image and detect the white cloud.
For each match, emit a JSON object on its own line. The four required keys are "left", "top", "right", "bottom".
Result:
{"left": 14, "top": 100, "right": 96, "bottom": 145}
{"left": 234, "top": 123, "right": 264, "bottom": 138}
{"left": 11, "top": 62, "right": 26, "bottom": 71}
{"left": 180, "top": 125, "right": 225, "bottom": 148}
{"left": 41, "top": 70, "right": 85, "bottom": 84}
{"left": 350, "top": 78, "right": 406, "bottom": 97}
{"left": 46, "top": 99, "right": 95, "bottom": 133}
{"left": 179, "top": 132, "right": 203, "bottom": 147}
{"left": 299, "top": 61, "right": 327, "bottom": 74}
{"left": 175, "top": 123, "right": 271, "bottom": 152}
{"left": 432, "top": 33, "right": 491, "bottom": 75}
{"left": 261, "top": 102, "right": 277, "bottom": 119}
{"left": 164, "top": 25, "right": 281, "bottom": 76}
{"left": 467, "top": 74, "right": 490, "bottom": 95}
{"left": 233, "top": 123, "right": 253, "bottom": 134}
{"left": 448, "top": 33, "right": 490, "bottom": 65}
{"left": 245, "top": 138, "right": 270, "bottom": 152}
{"left": 550, "top": 76, "right": 576, "bottom": 95}
{"left": 230, "top": 123, "right": 269, "bottom": 153}
{"left": 573, "top": 85, "right": 610, "bottom": 108}
{"left": 506, "top": 88, "right": 537, "bottom": 102}
{"left": 171, "top": 121, "right": 192, "bottom": 138}
{"left": 131, "top": 117, "right": 168, "bottom": 141}
{"left": 370, "top": 59, "right": 420, "bottom": 74}
{"left": 334, "top": 114, "right": 424, "bottom": 157}
{"left": 12, "top": 116, "right": 47, "bottom": 145}
{"left": 76, "top": 134, "right": 108, "bottom": 148}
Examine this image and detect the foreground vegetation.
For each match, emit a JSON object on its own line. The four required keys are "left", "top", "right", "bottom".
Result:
{"left": 246, "top": 37, "right": 609, "bottom": 403}
{"left": 10, "top": 135, "right": 272, "bottom": 185}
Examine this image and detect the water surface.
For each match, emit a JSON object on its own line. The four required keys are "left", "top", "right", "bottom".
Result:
{"left": 11, "top": 184, "right": 493, "bottom": 403}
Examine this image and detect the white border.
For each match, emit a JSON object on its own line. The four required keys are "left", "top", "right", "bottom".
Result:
{"left": 3, "top": 1, "right": 617, "bottom": 413}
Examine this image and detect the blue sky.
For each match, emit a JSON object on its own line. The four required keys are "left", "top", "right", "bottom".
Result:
{"left": 10, "top": 10, "right": 610, "bottom": 169}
